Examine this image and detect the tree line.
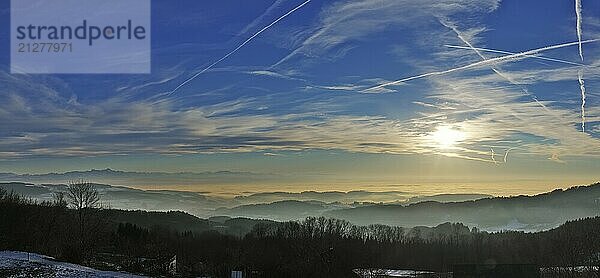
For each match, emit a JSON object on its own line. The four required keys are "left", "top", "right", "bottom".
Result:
{"left": 1, "top": 182, "right": 599, "bottom": 277}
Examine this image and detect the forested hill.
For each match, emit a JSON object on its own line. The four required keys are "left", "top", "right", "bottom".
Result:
{"left": 323, "top": 183, "right": 600, "bottom": 231}
{"left": 1, "top": 182, "right": 599, "bottom": 232}
{"left": 212, "top": 183, "right": 600, "bottom": 231}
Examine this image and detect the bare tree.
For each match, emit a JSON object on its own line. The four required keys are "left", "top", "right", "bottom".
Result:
{"left": 66, "top": 180, "right": 100, "bottom": 257}
{"left": 66, "top": 180, "right": 100, "bottom": 210}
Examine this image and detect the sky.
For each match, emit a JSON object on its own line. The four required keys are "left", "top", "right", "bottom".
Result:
{"left": 0, "top": 0, "right": 599, "bottom": 195}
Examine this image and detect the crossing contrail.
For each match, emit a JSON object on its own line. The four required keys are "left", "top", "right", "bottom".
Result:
{"left": 579, "top": 70, "right": 586, "bottom": 132}
{"left": 440, "top": 20, "right": 507, "bottom": 82}
{"left": 491, "top": 148, "right": 498, "bottom": 165}
{"left": 444, "top": 45, "right": 583, "bottom": 66}
{"left": 167, "top": 0, "right": 312, "bottom": 96}
{"left": 575, "top": 0, "right": 584, "bottom": 61}
{"left": 439, "top": 20, "right": 550, "bottom": 110}
{"left": 364, "top": 39, "right": 599, "bottom": 92}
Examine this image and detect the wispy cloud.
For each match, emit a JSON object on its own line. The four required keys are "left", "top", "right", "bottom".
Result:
{"left": 2, "top": 0, "right": 599, "bottom": 169}
{"left": 167, "top": 0, "right": 312, "bottom": 96}
{"left": 271, "top": 0, "right": 501, "bottom": 68}
{"left": 246, "top": 70, "right": 306, "bottom": 82}
{"left": 420, "top": 73, "right": 600, "bottom": 161}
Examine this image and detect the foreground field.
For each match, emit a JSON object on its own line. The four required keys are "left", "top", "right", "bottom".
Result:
{"left": 0, "top": 251, "right": 145, "bottom": 278}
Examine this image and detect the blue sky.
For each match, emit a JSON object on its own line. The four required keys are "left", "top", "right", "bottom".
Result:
{"left": 0, "top": 0, "right": 599, "bottom": 194}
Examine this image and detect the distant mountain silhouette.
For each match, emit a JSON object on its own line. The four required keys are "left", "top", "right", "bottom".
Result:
{"left": 0, "top": 169, "right": 277, "bottom": 186}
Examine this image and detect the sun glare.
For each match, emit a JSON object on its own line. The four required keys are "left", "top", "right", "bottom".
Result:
{"left": 430, "top": 125, "right": 466, "bottom": 149}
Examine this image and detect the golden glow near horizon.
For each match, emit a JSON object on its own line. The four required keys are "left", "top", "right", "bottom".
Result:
{"left": 429, "top": 125, "right": 466, "bottom": 149}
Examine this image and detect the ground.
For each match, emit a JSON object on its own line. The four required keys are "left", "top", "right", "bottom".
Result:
{"left": 0, "top": 251, "right": 145, "bottom": 278}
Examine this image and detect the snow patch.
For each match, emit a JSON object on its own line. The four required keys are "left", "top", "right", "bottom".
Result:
{"left": 0, "top": 251, "right": 146, "bottom": 278}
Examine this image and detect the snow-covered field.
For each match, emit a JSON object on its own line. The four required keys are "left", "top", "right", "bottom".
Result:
{"left": 0, "top": 251, "right": 146, "bottom": 278}
{"left": 353, "top": 268, "right": 438, "bottom": 277}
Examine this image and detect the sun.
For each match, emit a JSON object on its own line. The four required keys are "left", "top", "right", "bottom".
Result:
{"left": 430, "top": 125, "right": 466, "bottom": 149}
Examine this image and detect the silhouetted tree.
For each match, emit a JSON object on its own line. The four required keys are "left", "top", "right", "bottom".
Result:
{"left": 52, "top": 191, "right": 68, "bottom": 208}
{"left": 66, "top": 180, "right": 101, "bottom": 260}
{"left": 66, "top": 180, "right": 100, "bottom": 210}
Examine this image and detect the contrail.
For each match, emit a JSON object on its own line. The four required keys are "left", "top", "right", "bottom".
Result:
{"left": 490, "top": 148, "right": 498, "bottom": 165}
{"left": 444, "top": 45, "right": 583, "bottom": 66}
{"left": 575, "top": 0, "right": 586, "bottom": 132}
{"left": 440, "top": 20, "right": 507, "bottom": 81}
{"left": 439, "top": 20, "right": 550, "bottom": 111}
{"left": 364, "top": 39, "right": 599, "bottom": 92}
{"left": 167, "top": 0, "right": 311, "bottom": 96}
{"left": 503, "top": 147, "right": 515, "bottom": 163}
{"left": 575, "top": 0, "right": 584, "bottom": 61}
{"left": 578, "top": 70, "right": 586, "bottom": 132}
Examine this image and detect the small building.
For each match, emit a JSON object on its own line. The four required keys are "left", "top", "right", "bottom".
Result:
{"left": 231, "top": 270, "right": 243, "bottom": 278}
